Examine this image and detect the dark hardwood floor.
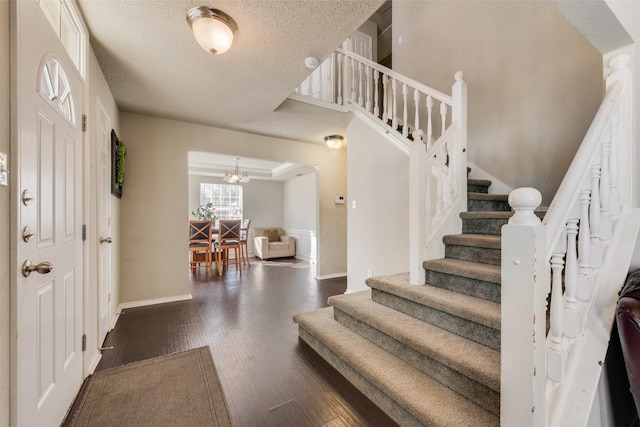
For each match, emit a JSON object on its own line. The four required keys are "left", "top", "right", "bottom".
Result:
{"left": 94, "top": 258, "right": 398, "bottom": 427}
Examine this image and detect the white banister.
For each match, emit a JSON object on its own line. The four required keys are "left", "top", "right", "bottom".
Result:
{"left": 502, "top": 51, "right": 634, "bottom": 427}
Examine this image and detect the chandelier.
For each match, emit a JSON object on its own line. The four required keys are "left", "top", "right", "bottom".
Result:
{"left": 223, "top": 158, "right": 250, "bottom": 183}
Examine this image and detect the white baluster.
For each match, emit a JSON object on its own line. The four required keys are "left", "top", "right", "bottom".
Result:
{"left": 373, "top": 71, "right": 380, "bottom": 117}
{"left": 564, "top": 219, "right": 579, "bottom": 339}
{"left": 308, "top": 68, "right": 314, "bottom": 98}
{"left": 402, "top": 84, "right": 408, "bottom": 138}
{"left": 609, "top": 111, "right": 620, "bottom": 216}
{"left": 600, "top": 133, "right": 612, "bottom": 240}
{"left": 548, "top": 251, "right": 566, "bottom": 383}
{"left": 577, "top": 189, "right": 592, "bottom": 301}
{"left": 440, "top": 102, "right": 448, "bottom": 137}
{"left": 358, "top": 62, "right": 364, "bottom": 106}
{"left": 414, "top": 90, "right": 420, "bottom": 135}
{"left": 426, "top": 95, "right": 433, "bottom": 149}
{"left": 365, "top": 66, "right": 371, "bottom": 112}
{"left": 337, "top": 53, "right": 343, "bottom": 105}
{"left": 392, "top": 79, "right": 398, "bottom": 131}
{"left": 590, "top": 165, "right": 603, "bottom": 268}
{"left": 350, "top": 57, "right": 356, "bottom": 102}
{"left": 382, "top": 75, "right": 389, "bottom": 123}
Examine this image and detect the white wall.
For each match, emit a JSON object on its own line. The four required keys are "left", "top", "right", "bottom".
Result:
{"left": 347, "top": 115, "right": 410, "bottom": 292}
{"left": 0, "top": 2, "right": 9, "bottom": 425}
{"left": 393, "top": 0, "right": 603, "bottom": 205}
{"left": 85, "top": 49, "right": 120, "bottom": 369}
{"left": 119, "top": 112, "right": 346, "bottom": 303}
{"left": 284, "top": 172, "right": 318, "bottom": 263}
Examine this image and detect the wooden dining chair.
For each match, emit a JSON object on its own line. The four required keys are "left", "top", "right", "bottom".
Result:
{"left": 218, "top": 219, "right": 242, "bottom": 275}
{"left": 188, "top": 220, "right": 213, "bottom": 277}
{"left": 240, "top": 218, "right": 251, "bottom": 266}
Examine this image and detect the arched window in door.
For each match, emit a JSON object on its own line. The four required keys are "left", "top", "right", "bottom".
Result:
{"left": 38, "top": 58, "right": 75, "bottom": 124}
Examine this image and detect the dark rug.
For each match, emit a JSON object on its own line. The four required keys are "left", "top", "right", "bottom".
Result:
{"left": 63, "top": 347, "right": 232, "bottom": 427}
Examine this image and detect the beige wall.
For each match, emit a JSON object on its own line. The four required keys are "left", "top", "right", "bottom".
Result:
{"left": 393, "top": 0, "right": 603, "bottom": 205}
{"left": 347, "top": 115, "right": 410, "bottom": 292}
{"left": 0, "top": 1, "right": 9, "bottom": 425}
{"left": 283, "top": 172, "right": 318, "bottom": 231}
{"left": 119, "top": 112, "right": 346, "bottom": 302}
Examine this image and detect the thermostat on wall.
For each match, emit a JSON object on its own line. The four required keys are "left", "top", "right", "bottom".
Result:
{"left": 334, "top": 195, "right": 345, "bottom": 204}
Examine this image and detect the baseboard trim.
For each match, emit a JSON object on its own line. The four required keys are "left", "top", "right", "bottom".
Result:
{"left": 316, "top": 272, "right": 347, "bottom": 280}
{"left": 88, "top": 351, "right": 102, "bottom": 374}
{"left": 117, "top": 294, "right": 193, "bottom": 311}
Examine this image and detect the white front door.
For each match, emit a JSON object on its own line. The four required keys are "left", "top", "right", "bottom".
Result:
{"left": 14, "top": 1, "right": 84, "bottom": 425}
{"left": 97, "top": 104, "right": 112, "bottom": 344}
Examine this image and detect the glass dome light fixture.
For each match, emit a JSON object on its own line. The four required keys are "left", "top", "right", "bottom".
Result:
{"left": 324, "top": 135, "right": 344, "bottom": 150}
{"left": 223, "top": 158, "right": 250, "bottom": 184}
{"left": 187, "top": 6, "right": 238, "bottom": 55}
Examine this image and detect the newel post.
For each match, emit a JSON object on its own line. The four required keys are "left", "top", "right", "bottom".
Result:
{"left": 409, "top": 129, "right": 427, "bottom": 285}
{"left": 452, "top": 71, "right": 468, "bottom": 212}
{"left": 501, "top": 188, "right": 549, "bottom": 426}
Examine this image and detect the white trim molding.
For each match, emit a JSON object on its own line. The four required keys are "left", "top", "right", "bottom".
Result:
{"left": 117, "top": 294, "right": 193, "bottom": 311}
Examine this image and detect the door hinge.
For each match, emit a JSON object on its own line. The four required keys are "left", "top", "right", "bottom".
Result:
{"left": 82, "top": 114, "right": 87, "bottom": 132}
{"left": 82, "top": 334, "right": 87, "bottom": 352}
{"left": 82, "top": 224, "right": 87, "bottom": 241}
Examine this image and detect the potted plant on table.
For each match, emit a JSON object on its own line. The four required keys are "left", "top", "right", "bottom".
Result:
{"left": 192, "top": 202, "right": 218, "bottom": 226}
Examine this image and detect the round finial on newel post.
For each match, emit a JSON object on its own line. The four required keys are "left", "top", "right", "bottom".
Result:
{"left": 608, "top": 53, "right": 631, "bottom": 72}
{"left": 508, "top": 187, "right": 542, "bottom": 225}
{"left": 455, "top": 71, "right": 464, "bottom": 82}
{"left": 412, "top": 129, "right": 424, "bottom": 144}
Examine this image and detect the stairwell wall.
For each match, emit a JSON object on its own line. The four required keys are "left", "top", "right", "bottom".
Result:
{"left": 346, "top": 116, "right": 409, "bottom": 293}
{"left": 392, "top": 0, "right": 603, "bottom": 205}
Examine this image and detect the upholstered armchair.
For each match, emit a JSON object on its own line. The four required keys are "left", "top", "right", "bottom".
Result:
{"left": 253, "top": 227, "right": 295, "bottom": 260}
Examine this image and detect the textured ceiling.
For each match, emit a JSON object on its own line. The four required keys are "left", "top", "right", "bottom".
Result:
{"left": 77, "top": 0, "right": 386, "bottom": 144}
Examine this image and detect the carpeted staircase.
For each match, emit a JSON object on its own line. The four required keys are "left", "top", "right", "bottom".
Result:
{"left": 294, "top": 178, "right": 521, "bottom": 426}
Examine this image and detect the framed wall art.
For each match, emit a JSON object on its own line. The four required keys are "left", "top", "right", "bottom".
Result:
{"left": 111, "top": 129, "right": 126, "bottom": 198}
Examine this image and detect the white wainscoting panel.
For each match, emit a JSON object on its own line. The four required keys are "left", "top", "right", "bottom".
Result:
{"left": 284, "top": 228, "right": 317, "bottom": 264}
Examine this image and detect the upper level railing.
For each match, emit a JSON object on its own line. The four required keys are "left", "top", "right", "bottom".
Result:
{"left": 292, "top": 48, "right": 468, "bottom": 282}
{"left": 501, "top": 52, "right": 637, "bottom": 426}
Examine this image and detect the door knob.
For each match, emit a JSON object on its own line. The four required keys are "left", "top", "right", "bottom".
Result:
{"left": 99, "top": 236, "right": 112, "bottom": 244}
{"left": 22, "top": 260, "right": 53, "bottom": 277}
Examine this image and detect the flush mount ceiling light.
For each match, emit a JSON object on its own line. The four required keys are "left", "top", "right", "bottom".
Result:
{"left": 324, "top": 135, "right": 344, "bottom": 150}
{"left": 186, "top": 6, "right": 238, "bottom": 55}
{"left": 304, "top": 56, "right": 320, "bottom": 69}
{"left": 223, "top": 158, "right": 250, "bottom": 184}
